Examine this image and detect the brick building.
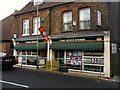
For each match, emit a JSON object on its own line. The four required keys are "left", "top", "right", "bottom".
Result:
{"left": 0, "top": 12, "right": 17, "bottom": 54}
{"left": 14, "top": 1, "right": 119, "bottom": 77}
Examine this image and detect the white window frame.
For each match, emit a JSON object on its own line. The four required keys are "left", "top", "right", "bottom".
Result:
{"left": 79, "top": 8, "right": 90, "bottom": 30}
{"left": 22, "top": 19, "right": 30, "bottom": 36}
{"left": 32, "top": 17, "right": 40, "bottom": 35}
{"left": 63, "top": 11, "right": 72, "bottom": 31}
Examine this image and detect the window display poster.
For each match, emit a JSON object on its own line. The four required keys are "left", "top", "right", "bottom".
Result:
{"left": 66, "top": 51, "right": 82, "bottom": 65}
{"left": 72, "top": 51, "right": 78, "bottom": 56}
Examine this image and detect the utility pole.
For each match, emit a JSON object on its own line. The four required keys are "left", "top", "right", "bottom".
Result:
{"left": 36, "top": 0, "right": 39, "bottom": 69}
{"left": 36, "top": 0, "right": 44, "bottom": 69}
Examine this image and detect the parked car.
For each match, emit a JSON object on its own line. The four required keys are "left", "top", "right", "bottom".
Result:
{"left": 0, "top": 52, "right": 17, "bottom": 69}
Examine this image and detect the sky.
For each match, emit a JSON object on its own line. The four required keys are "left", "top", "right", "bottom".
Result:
{"left": 0, "top": 0, "right": 119, "bottom": 21}
{"left": 0, "top": 0, "right": 31, "bottom": 21}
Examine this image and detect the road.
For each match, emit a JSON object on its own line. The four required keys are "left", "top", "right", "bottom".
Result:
{"left": 0, "top": 67, "right": 119, "bottom": 89}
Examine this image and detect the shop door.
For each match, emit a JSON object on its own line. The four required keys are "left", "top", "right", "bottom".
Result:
{"left": 55, "top": 50, "right": 64, "bottom": 64}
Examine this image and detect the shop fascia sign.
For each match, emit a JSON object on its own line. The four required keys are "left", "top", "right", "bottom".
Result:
{"left": 59, "top": 37, "right": 103, "bottom": 42}
{"left": 59, "top": 38, "right": 85, "bottom": 42}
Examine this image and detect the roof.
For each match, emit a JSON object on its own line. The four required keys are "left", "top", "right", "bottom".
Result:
{"left": 15, "top": 2, "right": 70, "bottom": 16}
{"left": 1, "top": 11, "right": 17, "bottom": 41}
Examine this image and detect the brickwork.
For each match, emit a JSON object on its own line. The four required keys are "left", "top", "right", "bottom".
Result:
{"left": 108, "top": 2, "right": 119, "bottom": 76}
{"left": 15, "top": 9, "right": 50, "bottom": 37}
{"left": 50, "top": 2, "right": 108, "bottom": 35}
{"left": 15, "top": 2, "right": 109, "bottom": 37}
{"left": 0, "top": 41, "right": 12, "bottom": 54}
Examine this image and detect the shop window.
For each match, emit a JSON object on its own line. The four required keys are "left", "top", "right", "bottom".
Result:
{"left": 79, "top": 8, "right": 90, "bottom": 30}
{"left": 84, "top": 65, "right": 103, "bottom": 72}
{"left": 66, "top": 50, "right": 82, "bottom": 69}
{"left": 27, "top": 51, "right": 32, "bottom": 55}
{"left": 84, "top": 51, "right": 103, "bottom": 56}
{"left": 32, "top": 50, "right": 37, "bottom": 55}
{"left": 83, "top": 50, "right": 104, "bottom": 73}
{"left": 21, "top": 50, "right": 27, "bottom": 64}
{"left": 32, "top": 17, "right": 40, "bottom": 35}
{"left": 63, "top": 11, "right": 72, "bottom": 31}
{"left": 22, "top": 50, "right": 26, "bottom": 55}
{"left": 22, "top": 19, "right": 30, "bottom": 36}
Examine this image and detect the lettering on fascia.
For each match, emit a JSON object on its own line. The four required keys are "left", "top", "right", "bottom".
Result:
{"left": 59, "top": 39, "right": 86, "bottom": 42}
{"left": 25, "top": 41, "right": 37, "bottom": 43}
{"left": 59, "top": 40, "right": 65, "bottom": 42}
{"left": 75, "top": 39, "right": 85, "bottom": 41}
{"left": 66, "top": 39, "right": 74, "bottom": 42}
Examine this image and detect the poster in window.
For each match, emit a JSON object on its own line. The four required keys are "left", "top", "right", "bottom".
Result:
{"left": 72, "top": 51, "right": 78, "bottom": 56}
{"left": 66, "top": 51, "right": 82, "bottom": 65}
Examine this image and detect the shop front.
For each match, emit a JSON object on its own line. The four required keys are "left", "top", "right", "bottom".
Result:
{"left": 50, "top": 33, "right": 110, "bottom": 77}
{"left": 14, "top": 42, "right": 47, "bottom": 66}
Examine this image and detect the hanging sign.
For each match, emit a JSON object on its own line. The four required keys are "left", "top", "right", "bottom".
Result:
{"left": 112, "top": 43, "right": 117, "bottom": 54}
{"left": 97, "top": 10, "right": 101, "bottom": 26}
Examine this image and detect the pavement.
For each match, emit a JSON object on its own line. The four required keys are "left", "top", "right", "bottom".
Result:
{"left": 14, "top": 64, "right": 120, "bottom": 83}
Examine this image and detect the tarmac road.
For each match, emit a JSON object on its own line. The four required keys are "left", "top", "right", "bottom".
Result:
{"left": 1, "top": 67, "right": 119, "bottom": 89}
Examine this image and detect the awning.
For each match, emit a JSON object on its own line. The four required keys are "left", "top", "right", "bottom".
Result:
{"left": 50, "top": 42, "right": 104, "bottom": 50}
{"left": 14, "top": 43, "right": 46, "bottom": 50}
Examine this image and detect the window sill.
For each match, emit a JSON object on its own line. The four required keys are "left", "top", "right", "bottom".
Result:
{"left": 32, "top": 33, "right": 41, "bottom": 36}
{"left": 22, "top": 34, "right": 30, "bottom": 36}
{"left": 79, "top": 28, "right": 90, "bottom": 30}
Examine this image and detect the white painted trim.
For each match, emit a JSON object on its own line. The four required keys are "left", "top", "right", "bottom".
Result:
{"left": 104, "top": 33, "right": 110, "bottom": 77}
{"left": 22, "top": 34, "right": 30, "bottom": 36}
{"left": 32, "top": 33, "right": 40, "bottom": 35}
{"left": 64, "top": 50, "right": 67, "bottom": 64}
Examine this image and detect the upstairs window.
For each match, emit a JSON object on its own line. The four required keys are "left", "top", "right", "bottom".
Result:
{"left": 22, "top": 19, "right": 29, "bottom": 36}
{"left": 63, "top": 11, "right": 72, "bottom": 31}
{"left": 79, "top": 8, "right": 90, "bottom": 30}
{"left": 32, "top": 17, "right": 40, "bottom": 35}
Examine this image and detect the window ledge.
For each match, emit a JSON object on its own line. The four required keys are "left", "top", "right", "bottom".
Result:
{"left": 79, "top": 28, "right": 90, "bottom": 30}
{"left": 22, "top": 34, "right": 30, "bottom": 36}
{"left": 32, "top": 33, "right": 41, "bottom": 36}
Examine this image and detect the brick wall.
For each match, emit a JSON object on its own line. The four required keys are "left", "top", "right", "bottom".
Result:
{"left": 50, "top": 2, "right": 108, "bottom": 35}
{"left": 15, "top": 2, "right": 109, "bottom": 37}
{"left": 15, "top": 9, "right": 50, "bottom": 37}
{"left": 108, "top": 2, "right": 119, "bottom": 76}
{"left": 0, "top": 42, "right": 13, "bottom": 54}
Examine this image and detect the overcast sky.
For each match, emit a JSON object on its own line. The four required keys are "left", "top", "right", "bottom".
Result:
{"left": 0, "top": 0, "right": 119, "bottom": 21}
{"left": 0, "top": 0, "right": 31, "bottom": 21}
